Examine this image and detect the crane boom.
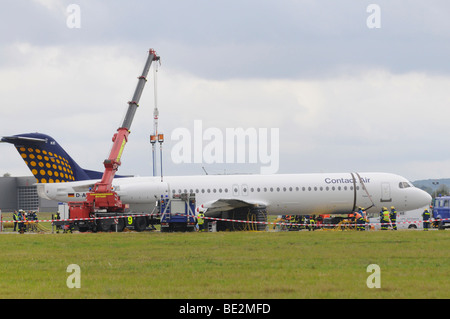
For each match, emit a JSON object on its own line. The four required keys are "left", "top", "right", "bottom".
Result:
{"left": 122, "top": 49, "right": 159, "bottom": 130}
{"left": 93, "top": 49, "right": 160, "bottom": 194}
{"left": 69, "top": 49, "right": 160, "bottom": 220}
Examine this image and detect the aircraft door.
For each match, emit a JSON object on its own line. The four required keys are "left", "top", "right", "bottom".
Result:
{"left": 381, "top": 182, "right": 392, "bottom": 203}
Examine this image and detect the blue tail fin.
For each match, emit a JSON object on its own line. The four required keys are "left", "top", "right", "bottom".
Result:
{"left": 1, "top": 133, "right": 105, "bottom": 183}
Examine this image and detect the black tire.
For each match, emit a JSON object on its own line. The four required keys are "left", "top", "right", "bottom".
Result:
{"left": 255, "top": 208, "right": 268, "bottom": 231}
{"left": 116, "top": 217, "right": 126, "bottom": 232}
{"left": 97, "top": 219, "right": 112, "bottom": 232}
{"left": 78, "top": 226, "right": 89, "bottom": 232}
{"left": 134, "top": 216, "right": 147, "bottom": 232}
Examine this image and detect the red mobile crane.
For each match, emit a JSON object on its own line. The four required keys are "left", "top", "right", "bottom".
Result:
{"left": 68, "top": 49, "right": 160, "bottom": 232}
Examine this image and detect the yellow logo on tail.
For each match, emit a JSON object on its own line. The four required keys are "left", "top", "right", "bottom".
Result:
{"left": 17, "top": 146, "right": 75, "bottom": 183}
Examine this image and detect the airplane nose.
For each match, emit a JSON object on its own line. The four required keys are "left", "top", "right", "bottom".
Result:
{"left": 413, "top": 188, "right": 432, "bottom": 209}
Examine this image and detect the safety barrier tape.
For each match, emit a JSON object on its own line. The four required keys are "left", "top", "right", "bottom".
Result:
{"left": 1, "top": 213, "right": 448, "bottom": 228}
{"left": 159, "top": 212, "right": 449, "bottom": 227}
{"left": 0, "top": 213, "right": 160, "bottom": 224}
{"left": 202, "top": 216, "right": 449, "bottom": 227}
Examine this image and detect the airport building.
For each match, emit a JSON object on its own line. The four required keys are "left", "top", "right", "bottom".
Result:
{"left": 0, "top": 176, "right": 58, "bottom": 212}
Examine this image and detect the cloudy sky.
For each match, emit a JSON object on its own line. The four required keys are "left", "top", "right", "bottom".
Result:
{"left": 1, "top": 0, "right": 450, "bottom": 181}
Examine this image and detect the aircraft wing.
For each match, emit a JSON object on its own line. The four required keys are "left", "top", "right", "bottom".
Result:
{"left": 202, "top": 198, "right": 267, "bottom": 215}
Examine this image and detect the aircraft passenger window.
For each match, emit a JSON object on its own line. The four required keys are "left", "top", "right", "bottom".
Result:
{"left": 225, "top": 188, "right": 228, "bottom": 193}
{"left": 257, "top": 188, "right": 261, "bottom": 192}
{"left": 264, "top": 187, "right": 267, "bottom": 192}
{"left": 219, "top": 188, "right": 222, "bottom": 193}
{"left": 350, "top": 186, "right": 353, "bottom": 191}
{"left": 250, "top": 188, "right": 254, "bottom": 192}
{"left": 320, "top": 187, "right": 323, "bottom": 191}
{"left": 308, "top": 187, "right": 312, "bottom": 191}
{"left": 172, "top": 190, "right": 176, "bottom": 194}
{"left": 190, "top": 189, "right": 193, "bottom": 193}
{"left": 296, "top": 187, "right": 299, "bottom": 191}
{"left": 196, "top": 189, "right": 199, "bottom": 193}
{"left": 314, "top": 187, "right": 317, "bottom": 191}
{"left": 207, "top": 189, "right": 211, "bottom": 193}
{"left": 289, "top": 187, "right": 293, "bottom": 191}
{"left": 338, "top": 186, "right": 341, "bottom": 191}
{"left": 302, "top": 187, "right": 305, "bottom": 191}
{"left": 201, "top": 189, "right": 205, "bottom": 193}
{"left": 269, "top": 187, "right": 273, "bottom": 192}
{"left": 332, "top": 186, "right": 335, "bottom": 191}
{"left": 213, "top": 189, "right": 216, "bottom": 193}
{"left": 344, "top": 186, "right": 347, "bottom": 191}
{"left": 184, "top": 189, "right": 187, "bottom": 193}
{"left": 276, "top": 187, "right": 280, "bottom": 192}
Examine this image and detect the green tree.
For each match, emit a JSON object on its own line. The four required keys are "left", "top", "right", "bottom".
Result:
{"left": 434, "top": 184, "right": 450, "bottom": 198}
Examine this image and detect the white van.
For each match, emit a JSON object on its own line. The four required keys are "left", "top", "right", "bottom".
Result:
{"left": 368, "top": 206, "right": 426, "bottom": 230}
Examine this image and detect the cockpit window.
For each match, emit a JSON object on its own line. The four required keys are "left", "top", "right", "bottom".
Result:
{"left": 399, "top": 182, "right": 412, "bottom": 189}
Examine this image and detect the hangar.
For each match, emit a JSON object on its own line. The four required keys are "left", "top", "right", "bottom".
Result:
{"left": 0, "top": 175, "right": 58, "bottom": 213}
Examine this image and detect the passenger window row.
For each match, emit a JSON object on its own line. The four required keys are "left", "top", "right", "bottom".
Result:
{"left": 172, "top": 185, "right": 361, "bottom": 195}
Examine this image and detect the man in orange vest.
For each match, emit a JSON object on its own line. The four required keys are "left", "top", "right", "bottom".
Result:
{"left": 355, "top": 207, "right": 366, "bottom": 231}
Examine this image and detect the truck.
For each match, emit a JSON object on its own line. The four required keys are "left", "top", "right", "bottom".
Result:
{"left": 160, "top": 193, "right": 197, "bottom": 232}
{"left": 67, "top": 49, "right": 160, "bottom": 232}
{"left": 432, "top": 196, "right": 450, "bottom": 229}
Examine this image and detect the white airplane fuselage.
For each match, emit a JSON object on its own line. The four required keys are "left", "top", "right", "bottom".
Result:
{"left": 38, "top": 172, "right": 432, "bottom": 216}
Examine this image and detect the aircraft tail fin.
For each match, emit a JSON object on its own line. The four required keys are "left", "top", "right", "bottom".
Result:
{"left": 1, "top": 133, "right": 105, "bottom": 183}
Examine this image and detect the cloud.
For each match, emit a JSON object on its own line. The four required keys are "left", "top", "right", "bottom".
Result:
{"left": 31, "top": 0, "right": 67, "bottom": 14}
{"left": 4, "top": 1, "right": 450, "bottom": 78}
{"left": 1, "top": 40, "right": 450, "bottom": 182}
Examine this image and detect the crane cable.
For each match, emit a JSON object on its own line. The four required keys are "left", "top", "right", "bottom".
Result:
{"left": 151, "top": 61, "right": 159, "bottom": 177}
{"left": 153, "top": 61, "right": 159, "bottom": 136}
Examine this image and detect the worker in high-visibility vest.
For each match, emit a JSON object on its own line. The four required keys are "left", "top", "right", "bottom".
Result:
{"left": 17, "top": 211, "right": 25, "bottom": 234}
{"left": 390, "top": 206, "right": 397, "bottom": 230}
{"left": 381, "top": 207, "right": 390, "bottom": 230}
{"left": 309, "top": 215, "right": 316, "bottom": 231}
{"left": 355, "top": 208, "right": 365, "bottom": 231}
{"left": 197, "top": 210, "right": 205, "bottom": 232}
{"left": 361, "top": 208, "right": 369, "bottom": 230}
{"left": 291, "top": 215, "right": 298, "bottom": 231}
{"left": 422, "top": 207, "right": 431, "bottom": 231}
{"left": 12, "top": 211, "right": 18, "bottom": 232}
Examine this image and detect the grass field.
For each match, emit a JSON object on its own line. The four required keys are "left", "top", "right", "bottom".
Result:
{"left": 0, "top": 227, "right": 448, "bottom": 299}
